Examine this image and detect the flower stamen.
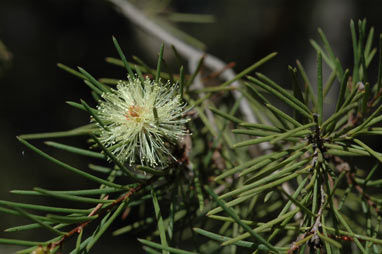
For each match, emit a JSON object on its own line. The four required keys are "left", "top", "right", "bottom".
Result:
{"left": 94, "top": 76, "right": 189, "bottom": 166}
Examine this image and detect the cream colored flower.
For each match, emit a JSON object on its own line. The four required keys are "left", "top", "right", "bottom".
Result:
{"left": 95, "top": 77, "right": 189, "bottom": 166}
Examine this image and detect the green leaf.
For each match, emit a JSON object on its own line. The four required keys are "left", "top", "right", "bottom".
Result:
{"left": 378, "top": 34, "right": 382, "bottom": 92}
{"left": 318, "top": 232, "right": 342, "bottom": 250}
{"left": 44, "top": 141, "right": 105, "bottom": 159}
{"left": 317, "top": 52, "right": 323, "bottom": 124}
{"left": 335, "top": 69, "right": 350, "bottom": 113}
{"left": 220, "top": 159, "right": 309, "bottom": 199}
{"left": 98, "top": 78, "right": 120, "bottom": 85}
{"left": 353, "top": 139, "right": 382, "bottom": 162}
{"left": 78, "top": 67, "right": 110, "bottom": 93}
{"left": 215, "top": 150, "right": 283, "bottom": 181}
{"left": 179, "top": 65, "right": 184, "bottom": 101}
{"left": 136, "top": 165, "right": 167, "bottom": 176}
{"left": 243, "top": 83, "right": 289, "bottom": 128}
{"left": 222, "top": 209, "right": 299, "bottom": 246}
{"left": 196, "top": 86, "right": 236, "bottom": 93}
{"left": 310, "top": 39, "right": 335, "bottom": 70}
{"left": 289, "top": 65, "right": 305, "bottom": 123}
{"left": 0, "top": 200, "right": 89, "bottom": 214}
{"left": 238, "top": 122, "right": 281, "bottom": 132}
{"left": 324, "top": 143, "right": 369, "bottom": 156}
{"left": 34, "top": 187, "right": 115, "bottom": 204}
{"left": 193, "top": 228, "right": 256, "bottom": 248}
{"left": 156, "top": 42, "right": 165, "bottom": 83}
{"left": 270, "top": 123, "right": 314, "bottom": 144}
{"left": 81, "top": 99, "right": 109, "bottom": 131}
{"left": 216, "top": 142, "right": 306, "bottom": 181}
{"left": 318, "top": 28, "right": 338, "bottom": 68}
{"left": 57, "top": 63, "right": 87, "bottom": 80}
{"left": 74, "top": 229, "right": 83, "bottom": 254}
{"left": 138, "top": 239, "right": 199, "bottom": 254}
{"left": 209, "top": 107, "right": 243, "bottom": 124}
{"left": 207, "top": 195, "right": 253, "bottom": 216}
{"left": 232, "top": 128, "right": 278, "bottom": 137}
{"left": 323, "top": 225, "right": 382, "bottom": 245}
{"left": 250, "top": 145, "right": 308, "bottom": 177}
{"left": 219, "top": 52, "right": 277, "bottom": 88}
{"left": 256, "top": 72, "right": 311, "bottom": 114}
{"left": 12, "top": 187, "right": 123, "bottom": 197}
{"left": 151, "top": 188, "right": 169, "bottom": 254}
{"left": 333, "top": 208, "right": 366, "bottom": 253}
{"left": 84, "top": 80, "right": 103, "bottom": 95}
{"left": 19, "top": 124, "right": 94, "bottom": 140}
{"left": 204, "top": 186, "right": 278, "bottom": 253}
{"left": 91, "top": 135, "right": 144, "bottom": 182}
{"left": 187, "top": 56, "right": 204, "bottom": 87}
{"left": 364, "top": 27, "right": 375, "bottom": 58}
{"left": 348, "top": 103, "right": 382, "bottom": 137}
{"left": 5, "top": 223, "right": 49, "bottom": 233}
{"left": 323, "top": 70, "right": 336, "bottom": 97}
{"left": 11, "top": 206, "right": 65, "bottom": 236}
{"left": 193, "top": 106, "right": 218, "bottom": 137}
{"left": 361, "top": 82, "right": 371, "bottom": 113}
{"left": 267, "top": 177, "right": 309, "bottom": 241}
{"left": 88, "top": 163, "right": 115, "bottom": 174}
{"left": 0, "top": 238, "right": 44, "bottom": 247}
{"left": 350, "top": 20, "right": 359, "bottom": 82}
{"left": 208, "top": 215, "right": 255, "bottom": 225}
{"left": 66, "top": 101, "right": 97, "bottom": 112}
{"left": 133, "top": 56, "right": 156, "bottom": 77}
{"left": 239, "top": 169, "right": 308, "bottom": 197}
{"left": 192, "top": 167, "right": 204, "bottom": 211}
{"left": 16, "top": 137, "right": 124, "bottom": 189}
{"left": 232, "top": 134, "right": 279, "bottom": 148}
{"left": 113, "top": 217, "right": 155, "bottom": 236}
{"left": 278, "top": 187, "right": 315, "bottom": 217}
{"left": 247, "top": 76, "right": 312, "bottom": 121}
{"left": 86, "top": 202, "right": 126, "bottom": 251}
{"left": 265, "top": 103, "right": 303, "bottom": 128}
{"left": 322, "top": 102, "right": 358, "bottom": 131}
{"left": 296, "top": 59, "right": 317, "bottom": 106}
{"left": 46, "top": 214, "right": 98, "bottom": 224}
{"left": 366, "top": 48, "right": 377, "bottom": 67}
{"left": 112, "top": 36, "right": 134, "bottom": 77}
{"left": 143, "top": 246, "right": 163, "bottom": 254}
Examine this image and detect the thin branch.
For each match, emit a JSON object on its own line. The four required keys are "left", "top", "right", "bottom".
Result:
{"left": 48, "top": 184, "right": 143, "bottom": 251}
{"left": 309, "top": 184, "right": 326, "bottom": 249}
{"left": 108, "top": 0, "right": 260, "bottom": 126}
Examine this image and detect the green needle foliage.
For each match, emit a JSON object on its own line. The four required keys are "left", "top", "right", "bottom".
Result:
{"left": 2, "top": 18, "right": 382, "bottom": 254}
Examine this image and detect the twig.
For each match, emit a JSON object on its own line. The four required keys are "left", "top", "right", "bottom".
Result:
{"left": 309, "top": 184, "right": 325, "bottom": 249}
{"left": 49, "top": 184, "right": 143, "bottom": 251}
{"left": 108, "top": 0, "right": 261, "bottom": 127}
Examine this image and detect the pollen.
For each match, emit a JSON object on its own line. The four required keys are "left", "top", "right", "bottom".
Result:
{"left": 125, "top": 105, "right": 143, "bottom": 121}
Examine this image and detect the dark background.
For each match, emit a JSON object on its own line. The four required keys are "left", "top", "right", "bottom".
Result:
{"left": 0, "top": 0, "right": 381, "bottom": 253}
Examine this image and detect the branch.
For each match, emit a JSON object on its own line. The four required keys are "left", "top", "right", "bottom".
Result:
{"left": 108, "top": 0, "right": 260, "bottom": 126}
{"left": 48, "top": 184, "right": 143, "bottom": 251}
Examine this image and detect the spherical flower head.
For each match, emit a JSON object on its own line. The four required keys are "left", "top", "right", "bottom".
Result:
{"left": 95, "top": 76, "right": 189, "bottom": 167}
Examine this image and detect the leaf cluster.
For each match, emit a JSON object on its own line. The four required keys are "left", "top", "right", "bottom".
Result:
{"left": 1, "top": 19, "right": 382, "bottom": 254}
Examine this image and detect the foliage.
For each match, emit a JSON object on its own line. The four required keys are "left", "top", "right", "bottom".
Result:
{"left": 1, "top": 16, "right": 382, "bottom": 254}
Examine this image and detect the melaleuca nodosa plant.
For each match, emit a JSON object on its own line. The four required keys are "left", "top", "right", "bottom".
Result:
{"left": 1, "top": 19, "right": 382, "bottom": 254}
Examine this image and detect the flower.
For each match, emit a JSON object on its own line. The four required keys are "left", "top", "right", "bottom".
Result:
{"left": 95, "top": 76, "right": 189, "bottom": 166}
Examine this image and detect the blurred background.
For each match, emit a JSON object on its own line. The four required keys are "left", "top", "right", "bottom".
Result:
{"left": 0, "top": 0, "right": 381, "bottom": 253}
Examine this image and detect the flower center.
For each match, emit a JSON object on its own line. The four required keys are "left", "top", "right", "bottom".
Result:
{"left": 125, "top": 105, "right": 144, "bottom": 122}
